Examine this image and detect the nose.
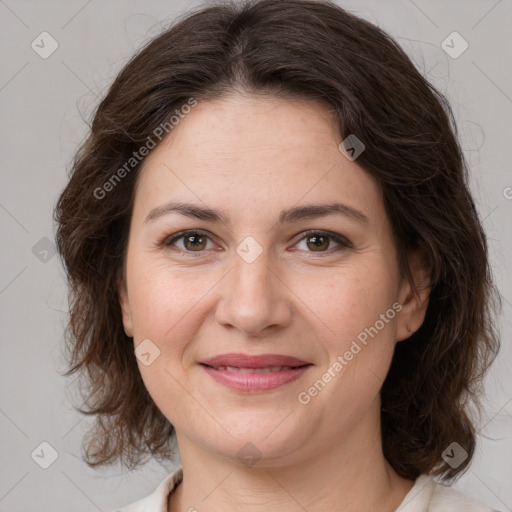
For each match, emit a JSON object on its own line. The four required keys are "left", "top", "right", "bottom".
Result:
{"left": 214, "top": 246, "right": 293, "bottom": 337}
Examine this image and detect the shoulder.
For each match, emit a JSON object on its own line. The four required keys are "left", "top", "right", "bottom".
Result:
{"left": 108, "top": 468, "right": 500, "bottom": 512}
{"left": 111, "top": 466, "right": 183, "bottom": 512}
{"left": 397, "top": 474, "right": 500, "bottom": 512}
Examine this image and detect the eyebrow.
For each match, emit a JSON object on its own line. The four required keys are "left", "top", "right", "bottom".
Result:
{"left": 144, "top": 201, "right": 369, "bottom": 226}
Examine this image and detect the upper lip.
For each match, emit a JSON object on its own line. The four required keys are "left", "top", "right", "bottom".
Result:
{"left": 200, "top": 353, "right": 311, "bottom": 368}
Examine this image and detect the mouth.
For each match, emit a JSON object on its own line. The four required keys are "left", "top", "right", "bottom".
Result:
{"left": 202, "top": 364, "right": 307, "bottom": 373}
{"left": 199, "top": 353, "right": 313, "bottom": 392}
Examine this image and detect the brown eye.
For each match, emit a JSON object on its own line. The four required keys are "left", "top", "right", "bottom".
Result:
{"left": 164, "top": 230, "right": 214, "bottom": 254}
{"left": 182, "top": 233, "right": 208, "bottom": 251}
{"left": 295, "top": 230, "right": 352, "bottom": 254}
{"left": 306, "top": 234, "right": 330, "bottom": 251}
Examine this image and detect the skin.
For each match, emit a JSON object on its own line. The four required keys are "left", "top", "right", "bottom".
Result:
{"left": 118, "top": 93, "right": 431, "bottom": 512}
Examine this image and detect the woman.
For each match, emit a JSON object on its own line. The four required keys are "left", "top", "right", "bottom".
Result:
{"left": 53, "top": 1, "right": 502, "bottom": 510}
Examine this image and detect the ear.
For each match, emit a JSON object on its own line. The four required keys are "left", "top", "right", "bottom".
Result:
{"left": 118, "top": 278, "right": 134, "bottom": 338}
{"left": 396, "top": 248, "right": 431, "bottom": 342}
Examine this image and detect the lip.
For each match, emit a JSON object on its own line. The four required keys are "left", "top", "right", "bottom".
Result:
{"left": 199, "top": 353, "right": 313, "bottom": 392}
{"left": 200, "top": 353, "right": 310, "bottom": 368}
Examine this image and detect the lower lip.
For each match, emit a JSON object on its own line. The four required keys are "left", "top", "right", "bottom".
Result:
{"left": 201, "top": 364, "right": 312, "bottom": 392}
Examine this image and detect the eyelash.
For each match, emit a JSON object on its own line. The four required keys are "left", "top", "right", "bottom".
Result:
{"left": 161, "top": 229, "right": 353, "bottom": 257}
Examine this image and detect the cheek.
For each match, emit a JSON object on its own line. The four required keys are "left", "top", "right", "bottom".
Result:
{"left": 293, "top": 260, "right": 399, "bottom": 349}
{"left": 295, "top": 268, "right": 399, "bottom": 422}
{"left": 127, "top": 260, "right": 224, "bottom": 387}
{"left": 293, "top": 262, "right": 400, "bottom": 415}
{"left": 127, "top": 265, "right": 209, "bottom": 416}
{"left": 128, "top": 256, "right": 209, "bottom": 337}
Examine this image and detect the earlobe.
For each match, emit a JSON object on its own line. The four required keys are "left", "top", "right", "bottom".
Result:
{"left": 396, "top": 248, "right": 431, "bottom": 342}
{"left": 118, "top": 280, "right": 134, "bottom": 338}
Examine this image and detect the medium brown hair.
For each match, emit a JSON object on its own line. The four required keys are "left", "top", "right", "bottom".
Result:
{"left": 53, "top": 0, "right": 500, "bottom": 480}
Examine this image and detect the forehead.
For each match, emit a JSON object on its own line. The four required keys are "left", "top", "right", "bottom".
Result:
{"left": 142, "top": 94, "right": 339, "bottom": 169}
{"left": 133, "top": 94, "right": 382, "bottom": 224}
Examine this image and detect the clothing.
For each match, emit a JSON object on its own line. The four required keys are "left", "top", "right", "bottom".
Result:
{"left": 112, "top": 466, "right": 499, "bottom": 512}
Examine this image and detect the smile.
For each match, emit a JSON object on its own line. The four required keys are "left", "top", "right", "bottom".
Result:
{"left": 209, "top": 365, "right": 298, "bottom": 373}
{"left": 198, "top": 353, "right": 313, "bottom": 392}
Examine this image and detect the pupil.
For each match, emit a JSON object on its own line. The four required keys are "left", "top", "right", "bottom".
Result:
{"left": 182, "top": 234, "right": 329, "bottom": 252}
{"left": 186, "top": 235, "right": 205, "bottom": 250}
{"left": 308, "top": 235, "right": 328, "bottom": 251}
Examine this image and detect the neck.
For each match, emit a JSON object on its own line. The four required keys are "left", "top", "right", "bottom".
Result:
{"left": 168, "top": 400, "right": 414, "bottom": 512}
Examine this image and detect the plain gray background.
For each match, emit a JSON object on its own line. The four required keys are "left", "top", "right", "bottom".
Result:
{"left": 0, "top": 0, "right": 511, "bottom": 511}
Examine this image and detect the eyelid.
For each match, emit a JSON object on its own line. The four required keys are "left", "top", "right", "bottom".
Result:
{"left": 162, "top": 229, "right": 353, "bottom": 255}
{"left": 293, "top": 229, "right": 353, "bottom": 251}
{"left": 161, "top": 229, "right": 217, "bottom": 253}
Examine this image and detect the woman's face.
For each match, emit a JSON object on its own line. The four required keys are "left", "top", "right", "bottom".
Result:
{"left": 119, "top": 94, "right": 425, "bottom": 466}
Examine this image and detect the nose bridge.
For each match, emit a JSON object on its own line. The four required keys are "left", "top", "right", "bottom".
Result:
{"left": 234, "top": 246, "right": 273, "bottom": 300}
{"left": 215, "top": 239, "right": 291, "bottom": 335}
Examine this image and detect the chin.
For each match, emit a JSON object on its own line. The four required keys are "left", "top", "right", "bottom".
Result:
{"left": 195, "top": 414, "right": 311, "bottom": 466}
